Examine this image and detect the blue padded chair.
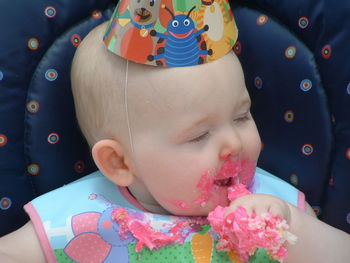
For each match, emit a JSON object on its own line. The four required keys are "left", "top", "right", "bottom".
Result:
{"left": 0, "top": 0, "right": 349, "bottom": 238}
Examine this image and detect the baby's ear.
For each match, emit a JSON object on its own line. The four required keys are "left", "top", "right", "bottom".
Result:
{"left": 92, "top": 139, "right": 134, "bottom": 186}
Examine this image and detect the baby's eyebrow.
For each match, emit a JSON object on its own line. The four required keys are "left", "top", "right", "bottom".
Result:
{"left": 173, "top": 116, "right": 210, "bottom": 141}
{"left": 182, "top": 116, "right": 210, "bottom": 134}
{"left": 237, "top": 97, "right": 251, "bottom": 110}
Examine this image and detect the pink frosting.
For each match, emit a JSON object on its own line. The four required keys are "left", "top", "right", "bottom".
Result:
{"left": 227, "top": 184, "right": 252, "bottom": 201}
{"left": 112, "top": 208, "right": 207, "bottom": 252}
{"left": 208, "top": 183, "right": 297, "bottom": 262}
{"left": 110, "top": 159, "right": 296, "bottom": 262}
{"left": 194, "top": 159, "right": 255, "bottom": 207}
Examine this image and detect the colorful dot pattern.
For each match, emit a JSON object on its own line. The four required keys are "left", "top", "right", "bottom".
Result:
{"left": 45, "top": 69, "right": 58, "bottom": 81}
{"left": 233, "top": 41, "right": 242, "bottom": 55}
{"left": 284, "top": 110, "right": 294, "bottom": 123}
{"left": 0, "top": 1, "right": 107, "bottom": 236}
{"left": 74, "top": 160, "right": 85, "bottom": 174}
{"left": 233, "top": 4, "right": 350, "bottom": 233}
{"left": 0, "top": 197, "right": 12, "bottom": 210}
{"left": 27, "top": 164, "right": 40, "bottom": 175}
{"left": 285, "top": 46, "right": 296, "bottom": 59}
{"left": 28, "top": 37, "right": 39, "bottom": 51}
{"left": 26, "top": 100, "right": 40, "bottom": 114}
{"left": 298, "top": 16, "right": 309, "bottom": 29}
{"left": 47, "top": 132, "right": 60, "bottom": 144}
{"left": 45, "top": 6, "right": 57, "bottom": 18}
{"left": 71, "top": 34, "right": 81, "bottom": 47}
{"left": 0, "top": 134, "right": 7, "bottom": 147}
{"left": 300, "top": 79, "right": 312, "bottom": 92}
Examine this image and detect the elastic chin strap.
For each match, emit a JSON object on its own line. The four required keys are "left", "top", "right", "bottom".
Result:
{"left": 124, "top": 60, "right": 134, "bottom": 153}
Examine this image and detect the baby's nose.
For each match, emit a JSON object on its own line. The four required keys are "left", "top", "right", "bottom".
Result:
{"left": 219, "top": 130, "right": 243, "bottom": 160}
{"left": 220, "top": 152, "right": 233, "bottom": 161}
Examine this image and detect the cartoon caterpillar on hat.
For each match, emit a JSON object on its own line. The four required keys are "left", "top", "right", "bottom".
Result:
{"left": 147, "top": 5, "right": 213, "bottom": 67}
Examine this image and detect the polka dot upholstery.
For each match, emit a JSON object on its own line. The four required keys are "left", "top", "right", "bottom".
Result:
{"left": 232, "top": 0, "right": 350, "bottom": 233}
{"left": 0, "top": 0, "right": 349, "bottom": 237}
{"left": 0, "top": 0, "right": 114, "bottom": 236}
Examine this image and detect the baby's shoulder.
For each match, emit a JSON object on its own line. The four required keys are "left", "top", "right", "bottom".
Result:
{"left": 0, "top": 222, "right": 46, "bottom": 263}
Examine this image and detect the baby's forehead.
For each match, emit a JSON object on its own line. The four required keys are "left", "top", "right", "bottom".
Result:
{"left": 127, "top": 66, "right": 206, "bottom": 114}
{"left": 127, "top": 52, "right": 240, "bottom": 102}
{"left": 125, "top": 52, "right": 246, "bottom": 122}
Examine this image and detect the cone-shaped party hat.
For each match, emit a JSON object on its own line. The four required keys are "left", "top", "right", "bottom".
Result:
{"left": 104, "top": 0, "right": 238, "bottom": 67}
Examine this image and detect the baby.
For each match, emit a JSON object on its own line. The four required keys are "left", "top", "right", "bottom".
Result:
{"left": 0, "top": 21, "right": 350, "bottom": 263}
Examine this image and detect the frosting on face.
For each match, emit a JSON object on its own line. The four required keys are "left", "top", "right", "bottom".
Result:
{"left": 111, "top": 158, "right": 256, "bottom": 250}
{"left": 170, "top": 159, "right": 255, "bottom": 210}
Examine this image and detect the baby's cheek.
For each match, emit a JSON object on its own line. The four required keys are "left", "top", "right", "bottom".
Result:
{"left": 239, "top": 159, "right": 257, "bottom": 186}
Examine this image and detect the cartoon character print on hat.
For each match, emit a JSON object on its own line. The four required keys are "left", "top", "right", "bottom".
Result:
{"left": 104, "top": 0, "right": 237, "bottom": 67}
{"left": 191, "top": 0, "right": 238, "bottom": 63}
{"left": 148, "top": 6, "right": 213, "bottom": 67}
{"left": 104, "top": 0, "right": 168, "bottom": 64}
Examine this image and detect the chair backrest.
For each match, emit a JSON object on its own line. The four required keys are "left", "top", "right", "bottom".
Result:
{"left": 0, "top": 0, "right": 349, "bottom": 236}
{"left": 233, "top": 0, "right": 350, "bottom": 233}
{"left": 0, "top": 0, "right": 114, "bottom": 236}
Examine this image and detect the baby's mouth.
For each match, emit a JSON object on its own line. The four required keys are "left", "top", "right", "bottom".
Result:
{"left": 212, "top": 159, "right": 242, "bottom": 187}
{"left": 214, "top": 177, "right": 233, "bottom": 187}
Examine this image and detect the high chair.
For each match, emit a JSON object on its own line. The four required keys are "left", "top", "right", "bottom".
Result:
{"left": 0, "top": 0, "right": 349, "bottom": 237}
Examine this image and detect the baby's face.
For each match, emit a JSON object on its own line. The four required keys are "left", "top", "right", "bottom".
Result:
{"left": 126, "top": 52, "right": 261, "bottom": 216}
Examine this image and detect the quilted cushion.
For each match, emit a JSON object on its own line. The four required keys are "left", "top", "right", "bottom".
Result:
{"left": 0, "top": 0, "right": 114, "bottom": 236}
{"left": 233, "top": 0, "right": 350, "bottom": 233}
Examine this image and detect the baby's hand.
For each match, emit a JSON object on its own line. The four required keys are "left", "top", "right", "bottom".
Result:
{"left": 208, "top": 194, "right": 297, "bottom": 262}
{"left": 225, "top": 193, "right": 292, "bottom": 224}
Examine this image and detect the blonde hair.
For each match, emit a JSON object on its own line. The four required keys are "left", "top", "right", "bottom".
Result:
{"left": 71, "top": 23, "right": 128, "bottom": 147}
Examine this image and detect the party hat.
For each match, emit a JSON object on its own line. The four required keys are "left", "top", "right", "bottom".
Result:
{"left": 103, "top": 0, "right": 238, "bottom": 67}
